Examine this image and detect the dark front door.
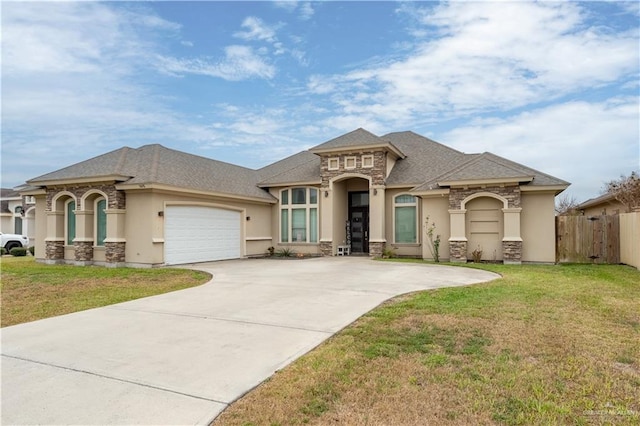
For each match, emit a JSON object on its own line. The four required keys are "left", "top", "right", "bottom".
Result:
{"left": 349, "top": 192, "right": 369, "bottom": 253}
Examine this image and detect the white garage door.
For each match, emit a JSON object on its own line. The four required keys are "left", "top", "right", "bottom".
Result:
{"left": 165, "top": 206, "right": 241, "bottom": 265}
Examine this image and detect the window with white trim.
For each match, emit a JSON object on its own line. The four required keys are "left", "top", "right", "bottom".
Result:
{"left": 394, "top": 194, "right": 418, "bottom": 243}
{"left": 362, "top": 155, "right": 374, "bottom": 168}
{"left": 328, "top": 158, "right": 339, "bottom": 171}
{"left": 95, "top": 198, "right": 107, "bottom": 246}
{"left": 66, "top": 200, "right": 76, "bottom": 245}
{"left": 280, "top": 187, "right": 318, "bottom": 243}
{"left": 344, "top": 156, "right": 356, "bottom": 169}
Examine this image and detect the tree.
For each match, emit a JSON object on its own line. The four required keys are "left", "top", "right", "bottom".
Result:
{"left": 605, "top": 171, "right": 640, "bottom": 213}
{"left": 555, "top": 194, "right": 580, "bottom": 215}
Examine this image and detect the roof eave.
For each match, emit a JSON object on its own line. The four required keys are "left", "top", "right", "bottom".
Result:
{"left": 115, "top": 182, "right": 277, "bottom": 204}
{"left": 309, "top": 143, "right": 406, "bottom": 159}
{"left": 27, "top": 175, "right": 133, "bottom": 187}
{"left": 257, "top": 179, "right": 322, "bottom": 188}
{"left": 520, "top": 184, "right": 570, "bottom": 195}
{"left": 438, "top": 176, "right": 535, "bottom": 187}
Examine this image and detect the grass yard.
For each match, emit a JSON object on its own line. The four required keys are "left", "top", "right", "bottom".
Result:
{"left": 214, "top": 262, "right": 640, "bottom": 426}
{"left": 0, "top": 256, "right": 210, "bottom": 327}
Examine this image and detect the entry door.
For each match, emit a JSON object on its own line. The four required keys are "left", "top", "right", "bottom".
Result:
{"left": 349, "top": 191, "right": 370, "bottom": 254}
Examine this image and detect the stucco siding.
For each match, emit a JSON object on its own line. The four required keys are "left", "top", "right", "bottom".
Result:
{"left": 521, "top": 192, "right": 556, "bottom": 262}
{"left": 421, "top": 195, "right": 450, "bottom": 261}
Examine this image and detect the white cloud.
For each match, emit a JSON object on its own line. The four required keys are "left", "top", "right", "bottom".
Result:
{"left": 157, "top": 45, "right": 276, "bottom": 80}
{"left": 234, "top": 16, "right": 277, "bottom": 42}
{"left": 309, "top": 1, "right": 639, "bottom": 126}
{"left": 442, "top": 97, "right": 640, "bottom": 201}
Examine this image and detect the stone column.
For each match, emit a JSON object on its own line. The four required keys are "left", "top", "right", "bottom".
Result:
{"left": 105, "top": 209, "right": 126, "bottom": 266}
{"left": 448, "top": 209, "right": 467, "bottom": 262}
{"left": 502, "top": 207, "right": 523, "bottom": 264}
{"left": 74, "top": 210, "right": 94, "bottom": 265}
{"left": 44, "top": 210, "right": 65, "bottom": 264}
{"left": 319, "top": 188, "right": 333, "bottom": 256}
{"left": 368, "top": 185, "right": 386, "bottom": 257}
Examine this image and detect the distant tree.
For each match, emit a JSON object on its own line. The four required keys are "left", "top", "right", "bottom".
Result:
{"left": 555, "top": 194, "right": 580, "bottom": 215}
{"left": 604, "top": 171, "right": 640, "bottom": 213}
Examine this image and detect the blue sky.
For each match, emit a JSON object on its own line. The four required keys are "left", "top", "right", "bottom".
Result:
{"left": 2, "top": 1, "right": 639, "bottom": 202}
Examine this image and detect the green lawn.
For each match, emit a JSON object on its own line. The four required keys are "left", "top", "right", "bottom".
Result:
{"left": 214, "top": 262, "right": 640, "bottom": 426}
{"left": 0, "top": 256, "right": 210, "bottom": 327}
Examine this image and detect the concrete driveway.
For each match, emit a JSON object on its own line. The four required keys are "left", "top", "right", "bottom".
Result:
{"left": 1, "top": 257, "right": 499, "bottom": 425}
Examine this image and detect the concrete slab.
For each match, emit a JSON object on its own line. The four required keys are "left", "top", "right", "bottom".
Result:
{"left": 1, "top": 257, "right": 499, "bottom": 425}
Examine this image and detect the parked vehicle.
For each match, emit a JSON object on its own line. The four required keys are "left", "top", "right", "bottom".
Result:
{"left": 0, "top": 232, "right": 30, "bottom": 251}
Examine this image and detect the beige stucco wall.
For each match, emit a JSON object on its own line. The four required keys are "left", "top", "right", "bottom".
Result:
{"left": 384, "top": 188, "right": 421, "bottom": 257}
{"left": 268, "top": 186, "right": 322, "bottom": 255}
{"left": 34, "top": 195, "right": 47, "bottom": 260}
{"left": 581, "top": 199, "right": 626, "bottom": 216}
{"left": 521, "top": 191, "right": 556, "bottom": 263}
{"left": 421, "top": 194, "right": 450, "bottom": 261}
{"left": 124, "top": 189, "right": 274, "bottom": 266}
{"left": 0, "top": 214, "right": 12, "bottom": 234}
{"left": 620, "top": 212, "right": 640, "bottom": 269}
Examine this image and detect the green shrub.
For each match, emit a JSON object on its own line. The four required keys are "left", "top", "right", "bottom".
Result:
{"left": 0, "top": 247, "right": 6, "bottom": 255}
{"left": 10, "top": 247, "right": 28, "bottom": 257}
{"left": 276, "top": 247, "right": 295, "bottom": 257}
{"left": 28, "top": 246, "right": 35, "bottom": 255}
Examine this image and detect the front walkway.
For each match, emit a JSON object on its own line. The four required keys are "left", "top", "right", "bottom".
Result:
{"left": 1, "top": 257, "right": 499, "bottom": 425}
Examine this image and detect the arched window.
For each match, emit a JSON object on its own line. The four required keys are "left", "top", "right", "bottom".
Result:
{"left": 394, "top": 194, "right": 418, "bottom": 243}
{"left": 66, "top": 200, "right": 76, "bottom": 245}
{"left": 280, "top": 187, "right": 318, "bottom": 243}
{"left": 96, "top": 199, "right": 107, "bottom": 246}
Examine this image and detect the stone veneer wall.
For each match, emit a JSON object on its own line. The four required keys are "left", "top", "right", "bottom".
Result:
{"left": 105, "top": 242, "right": 126, "bottom": 264}
{"left": 449, "top": 240, "right": 467, "bottom": 262}
{"left": 449, "top": 185, "right": 521, "bottom": 209}
{"left": 319, "top": 241, "right": 333, "bottom": 256}
{"left": 448, "top": 185, "right": 522, "bottom": 263}
{"left": 319, "top": 151, "right": 386, "bottom": 188}
{"left": 44, "top": 183, "right": 126, "bottom": 265}
{"left": 45, "top": 240, "right": 65, "bottom": 263}
{"left": 368, "top": 241, "right": 385, "bottom": 258}
{"left": 74, "top": 241, "right": 94, "bottom": 263}
{"left": 503, "top": 240, "right": 522, "bottom": 264}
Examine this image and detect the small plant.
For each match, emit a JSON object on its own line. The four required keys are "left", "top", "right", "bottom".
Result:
{"left": 471, "top": 246, "right": 483, "bottom": 263}
{"left": 381, "top": 247, "right": 397, "bottom": 259}
{"left": 425, "top": 216, "right": 441, "bottom": 262}
{"left": 10, "top": 247, "right": 28, "bottom": 257}
{"left": 267, "top": 246, "right": 275, "bottom": 256}
{"left": 1, "top": 247, "right": 6, "bottom": 255}
{"left": 28, "top": 246, "right": 35, "bottom": 256}
{"left": 276, "top": 247, "right": 295, "bottom": 257}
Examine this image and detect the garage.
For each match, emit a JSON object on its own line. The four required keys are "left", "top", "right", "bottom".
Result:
{"left": 164, "top": 205, "right": 241, "bottom": 265}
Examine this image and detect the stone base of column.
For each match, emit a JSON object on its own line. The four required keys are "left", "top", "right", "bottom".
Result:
{"left": 503, "top": 240, "right": 522, "bottom": 264}
{"left": 320, "top": 241, "right": 333, "bottom": 256}
{"left": 449, "top": 240, "right": 467, "bottom": 262}
{"left": 74, "top": 241, "right": 94, "bottom": 264}
{"left": 105, "top": 242, "right": 126, "bottom": 265}
{"left": 45, "top": 240, "right": 64, "bottom": 261}
{"left": 369, "top": 241, "right": 385, "bottom": 258}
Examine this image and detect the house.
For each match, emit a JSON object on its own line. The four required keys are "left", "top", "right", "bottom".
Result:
{"left": 21, "top": 128, "right": 569, "bottom": 267}
{"left": 1, "top": 187, "right": 36, "bottom": 243}
{"left": 576, "top": 193, "right": 626, "bottom": 216}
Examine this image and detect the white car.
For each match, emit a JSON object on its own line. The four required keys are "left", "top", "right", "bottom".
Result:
{"left": 1, "top": 232, "right": 30, "bottom": 251}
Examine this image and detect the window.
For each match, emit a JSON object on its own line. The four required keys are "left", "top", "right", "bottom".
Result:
{"left": 362, "top": 155, "right": 374, "bottom": 168}
{"left": 280, "top": 188, "right": 318, "bottom": 243}
{"left": 394, "top": 195, "right": 418, "bottom": 243}
{"left": 15, "top": 217, "right": 23, "bottom": 235}
{"left": 96, "top": 199, "right": 107, "bottom": 246}
{"left": 344, "top": 156, "right": 357, "bottom": 169}
{"left": 66, "top": 200, "right": 76, "bottom": 245}
{"left": 328, "top": 158, "right": 339, "bottom": 171}
{"left": 25, "top": 196, "right": 35, "bottom": 204}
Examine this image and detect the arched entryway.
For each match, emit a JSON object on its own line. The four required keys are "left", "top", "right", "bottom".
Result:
{"left": 465, "top": 196, "right": 504, "bottom": 261}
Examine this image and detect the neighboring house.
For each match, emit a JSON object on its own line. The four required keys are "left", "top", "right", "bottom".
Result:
{"left": 21, "top": 128, "right": 569, "bottom": 267}
{"left": 576, "top": 193, "right": 626, "bottom": 216}
{"left": 1, "top": 187, "right": 36, "bottom": 243}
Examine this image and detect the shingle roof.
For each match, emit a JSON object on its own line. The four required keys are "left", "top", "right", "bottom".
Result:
{"left": 382, "top": 131, "right": 467, "bottom": 186}
{"left": 28, "top": 145, "right": 276, "bottom": 201}
{"left": 257, "top": 151, "right": 321, "bottom": 186}
{"left": 1, "top": 188, "right": 21, "bottom": 213}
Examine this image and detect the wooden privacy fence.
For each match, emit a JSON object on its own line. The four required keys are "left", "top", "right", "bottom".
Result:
{"left": 556, "top": 215, "right": 620, "bottom": 264}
